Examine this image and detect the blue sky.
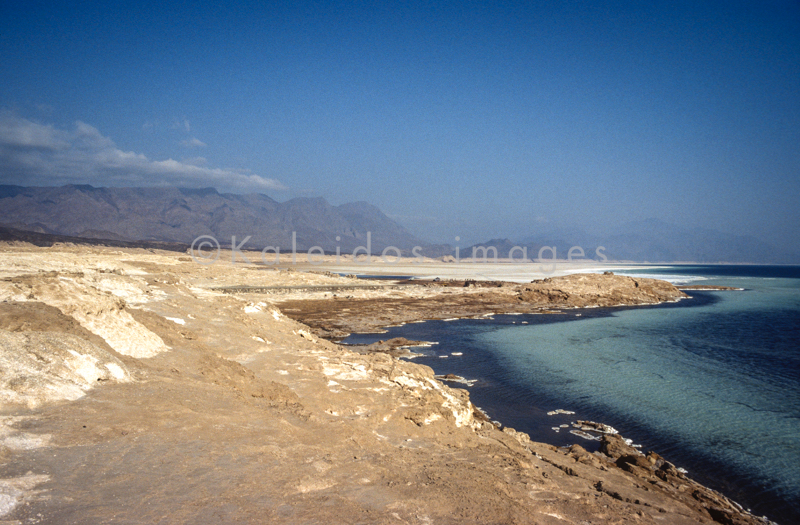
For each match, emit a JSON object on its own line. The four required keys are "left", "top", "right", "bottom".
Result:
{"left": 1, "top": 1, "right": 798, "bottom": 247}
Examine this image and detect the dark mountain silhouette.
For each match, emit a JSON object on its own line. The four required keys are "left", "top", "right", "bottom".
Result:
{"left": 0, "top": 225, "right": 190, "bottom": 251}
{"left": 0, "top": 185, "right": 426, "bottom": 253}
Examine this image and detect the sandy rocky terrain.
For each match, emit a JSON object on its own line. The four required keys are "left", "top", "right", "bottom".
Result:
{"left": 0, "top": 244, "right": 774, "bottom": 524}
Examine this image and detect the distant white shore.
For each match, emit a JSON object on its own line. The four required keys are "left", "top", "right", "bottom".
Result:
{"left": 285, "top": 257, "right": 670, "bottom": 282}
{"left": 190, "top": 248, "right": 714, "bottom": 283}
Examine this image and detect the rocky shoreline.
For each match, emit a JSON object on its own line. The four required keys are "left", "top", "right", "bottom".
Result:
{"left": 273, "top": 273, "right": 778, "bottom": 524}
{"left": 277, "top": 273, "right": 689, "bottom": 340}
{"left": 0, "top": 245, "right": 778, "bottom": 524}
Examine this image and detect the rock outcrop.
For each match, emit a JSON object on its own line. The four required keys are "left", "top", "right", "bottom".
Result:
{"left": 278, "top": 273, "right": 688, "bottom": 339}
{"left": 519, "top": 273, "right": 687, "bottom": 307}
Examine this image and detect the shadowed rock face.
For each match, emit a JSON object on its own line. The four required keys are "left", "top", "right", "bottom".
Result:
{"left": 0, "top": 245, "right": 772, "bottom": 525}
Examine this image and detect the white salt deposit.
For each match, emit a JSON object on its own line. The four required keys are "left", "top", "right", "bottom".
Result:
{"left": 546, "top": 409, "right": 575, "bottom": 416}
{"left": 0, "top": 473, "right": 50, "bottom": 518}
{"left": 0, "top": 331, "right": 132, "bottom": 408}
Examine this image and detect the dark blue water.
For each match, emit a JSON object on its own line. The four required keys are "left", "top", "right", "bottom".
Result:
{"left": 342, "top": 265, "right": 800, "bottom": 523}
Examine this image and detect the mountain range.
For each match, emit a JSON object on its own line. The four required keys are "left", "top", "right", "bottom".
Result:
{"left": 0, "top": 185, "right": 795, "bottom": 263}
{"left": 0, "top": 184, "right": 425, "bottom": 254}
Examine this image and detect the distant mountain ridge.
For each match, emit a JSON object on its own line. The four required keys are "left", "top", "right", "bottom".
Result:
{"left": 0, "top": 185, "right": 426, "bottom": 253}
{"left": 2, "top": 186, "right": 795, "bottom": 263}
{"left": 468, "top": 219, "right": 798, "bottom": 264}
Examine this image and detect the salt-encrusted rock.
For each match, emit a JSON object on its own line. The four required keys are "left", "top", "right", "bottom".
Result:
{"left": 600, "top": 433, "right": 640, "bottom": 459}
{"left": 352, "top": 337, "right": 434, "bottom": 357}
{"left": 0, "top": 330, "right": 131, "bottom": 408}
{"left": 576, "top": 420, "right": 618, "bottom": 434}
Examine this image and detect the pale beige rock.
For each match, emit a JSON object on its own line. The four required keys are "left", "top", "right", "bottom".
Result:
{"left": 0, "top": 330, "right": 131, "bottom": 408}
{"left": 0, "top": 243, "right": 771, "bottom": 525}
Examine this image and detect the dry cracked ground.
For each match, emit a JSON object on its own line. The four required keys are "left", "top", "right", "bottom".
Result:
{"left": 0, "top": 244, "right": 771, "bottom": 524}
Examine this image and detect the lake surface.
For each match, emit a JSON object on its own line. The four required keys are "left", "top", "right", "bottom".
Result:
{"left": 343, "top": 265, "right": 800, "bottom": 523}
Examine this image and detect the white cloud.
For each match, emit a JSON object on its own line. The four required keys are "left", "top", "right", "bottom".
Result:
{"left": 182, "top": 156, "right": 208, "bottom": 166}
{"left": 0, "top": 112, "right": 286, "bottom": 192}
{"left": 180, "top": 137, "right": 207, "bottom": 148}
{"left": 0, "top": 114, "right": 71, "bottom": 150}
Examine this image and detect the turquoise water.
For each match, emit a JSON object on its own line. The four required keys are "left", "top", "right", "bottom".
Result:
{"left": 343, "top": 265, "right": 800, "bottom": 522}
{"left": 479, "top": 271, "right": 799, "bottom": 520}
